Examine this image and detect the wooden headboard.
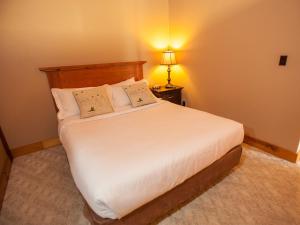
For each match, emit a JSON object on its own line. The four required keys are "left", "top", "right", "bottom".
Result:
{"left": 39, "top": 61, "right": 146, "bottom": 89}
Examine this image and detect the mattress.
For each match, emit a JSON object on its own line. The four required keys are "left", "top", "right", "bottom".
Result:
{"left": 59, "top": 100, "right": 244, "bottom": 219}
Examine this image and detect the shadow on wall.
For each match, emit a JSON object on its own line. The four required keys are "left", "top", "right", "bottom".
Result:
{"left": 169, "top": 0, "right": 300, "bottom": 152}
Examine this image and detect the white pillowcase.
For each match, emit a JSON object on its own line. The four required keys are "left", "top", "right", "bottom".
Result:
{"left": 51, "top": 87, "right": 84, "bottom": 120}
{"left": 110, "top": 77, "right": 135, "bottom": 108}
{"left": 51, "top": 77, "right": 149, "bottom": 119}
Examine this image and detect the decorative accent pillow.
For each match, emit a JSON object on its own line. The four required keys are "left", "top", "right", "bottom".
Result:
{"left": 52, "top": 85, "right": 113, "bottom": 120}
{"left": 73, "top": 86, "right": 114, "bottom": 118}
{"left": 122, "top": 82, "right": 157, "bottom": 107}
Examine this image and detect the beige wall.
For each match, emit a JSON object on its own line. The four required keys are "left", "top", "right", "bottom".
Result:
{"left": 0, "top": 0, "right": 169, "bottom": 148}
{"left": 1, "top": 0, "right": 299, "bottom": 152}
{"left": 169, "top": 0, "right": 300, "bottom": 152}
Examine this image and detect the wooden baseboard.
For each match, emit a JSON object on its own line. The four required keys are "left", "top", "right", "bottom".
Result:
{"left": 11, "top": 138, "right": 61, "bottom": 158}
{"left": 10, "top": 135, "right": 299, "bottom": 163}
{"left": 244, "top": 135, "right": 299, "bottom": 163}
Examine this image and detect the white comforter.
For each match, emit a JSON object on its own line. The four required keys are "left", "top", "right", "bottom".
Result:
{"left": 59, "top": 101, "right": 244, "bottom": 219}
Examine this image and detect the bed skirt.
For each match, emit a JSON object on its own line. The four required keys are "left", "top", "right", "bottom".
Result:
{"left": 84, "top": 145, "right": 243, "bottom": 225}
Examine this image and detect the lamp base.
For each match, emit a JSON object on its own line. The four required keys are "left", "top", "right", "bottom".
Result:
{"left": 165, "top": 65, "right": 175, "bottom": 88}
{"left": 165, "top": 83, "right": 176, "bottom": 88}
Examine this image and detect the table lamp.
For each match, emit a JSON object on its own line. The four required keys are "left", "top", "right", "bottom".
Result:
{"left": 161, "top": 50, "right": 177, "bottom": 88}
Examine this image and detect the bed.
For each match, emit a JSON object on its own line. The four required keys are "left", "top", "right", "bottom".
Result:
{"left": 40, "top": 61, "right": 244, "bottom": 225}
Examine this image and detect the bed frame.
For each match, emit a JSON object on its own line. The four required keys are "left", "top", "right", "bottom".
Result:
{"left": 40, "top": 61, "right": 242, "bottom": 225}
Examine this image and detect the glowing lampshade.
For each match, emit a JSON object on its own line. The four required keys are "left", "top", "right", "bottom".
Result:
{"left": 161, "top": 50, "right": 177, "bottom": 65}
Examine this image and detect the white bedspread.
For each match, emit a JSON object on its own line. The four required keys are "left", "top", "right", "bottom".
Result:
{"left": 59, "top": 101, "right": 244, "bottom": 219}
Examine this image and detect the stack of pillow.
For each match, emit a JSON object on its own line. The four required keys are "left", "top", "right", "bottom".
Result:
{"left": 51, "top": 78, "right": 157, "bottom": 119}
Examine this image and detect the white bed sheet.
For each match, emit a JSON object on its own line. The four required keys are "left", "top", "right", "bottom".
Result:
{"left": 59, "top": 101, "right": 244, "bottom": 219}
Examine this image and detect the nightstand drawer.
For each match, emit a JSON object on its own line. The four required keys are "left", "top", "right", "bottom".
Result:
{"left": 151, "top": 86, "right": 183, "bottom": 105}
{"left": 159, "top": 92, "right": 181, "bottom": 105}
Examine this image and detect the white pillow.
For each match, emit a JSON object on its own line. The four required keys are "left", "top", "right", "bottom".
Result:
{"left": 51, "top": 88, "right": 82, "bottom": 120}
{"left": 110, "top": 78, "right": 150, "bottom": 108}
{"left": 51, "top": 85, "right": 113, "bottom": 120}
{"left": 110, "top": 77, "right": 134, "bottom": 108}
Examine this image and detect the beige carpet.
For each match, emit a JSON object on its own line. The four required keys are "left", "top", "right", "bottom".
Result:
{"left": 0, "top": 144, "right": 299, "bottom": 225}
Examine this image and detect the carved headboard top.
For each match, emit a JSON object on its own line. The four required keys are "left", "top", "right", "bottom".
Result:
{"left": 40, "top": 61, "right": 146, "bottom": 89}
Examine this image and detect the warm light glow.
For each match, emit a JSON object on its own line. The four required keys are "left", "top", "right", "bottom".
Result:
{"left": 170, "top": 37, "right": 187, "bottom": 50}
{"left": 170, "top": 25, "right": 195, "bottom": 50}
{"left": 170, "top": 65, "right": 188, "bottom": 83}
{"left": 140, "top": 32, "right": 170, "bottom": 51}
{"left": 161, "top": 50, "right": 177, "bottom": 65}
{"left": 149, "top": 36, "right": 188, "bottom": 51}
{"left": 152, "top": 38, "right": 169, "bottom": 50}
{"left": 148, "top": 66, "right": 168, "bottom": 85}
{"left": 138, "top": 19, "right": 190, "bottom": 86}
{"left": 297, "top": 139, "right": 300, "bottom": 153}
{"left": 148, "top": 64, "right": 190, "bottom": 89}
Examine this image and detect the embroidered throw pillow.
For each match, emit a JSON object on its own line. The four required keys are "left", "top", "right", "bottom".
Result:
{"left": 73, "top": 85, "right": 114, "bottom": 118}
{"left": 122, "top": 82, "right": 157, "bottom": 107}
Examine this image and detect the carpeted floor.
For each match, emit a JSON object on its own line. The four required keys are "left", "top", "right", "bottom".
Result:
{"left": 0, "top": 144, "right": 299, "bottom": 225}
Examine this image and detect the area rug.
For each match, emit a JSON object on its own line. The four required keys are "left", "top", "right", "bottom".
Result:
{"left": 0, "top": 144, "right": 299, "bottom": 225}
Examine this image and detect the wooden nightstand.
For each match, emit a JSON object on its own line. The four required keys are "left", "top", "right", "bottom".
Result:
{"left": 151, "top": 86, "right": 183, "bottom": 105}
